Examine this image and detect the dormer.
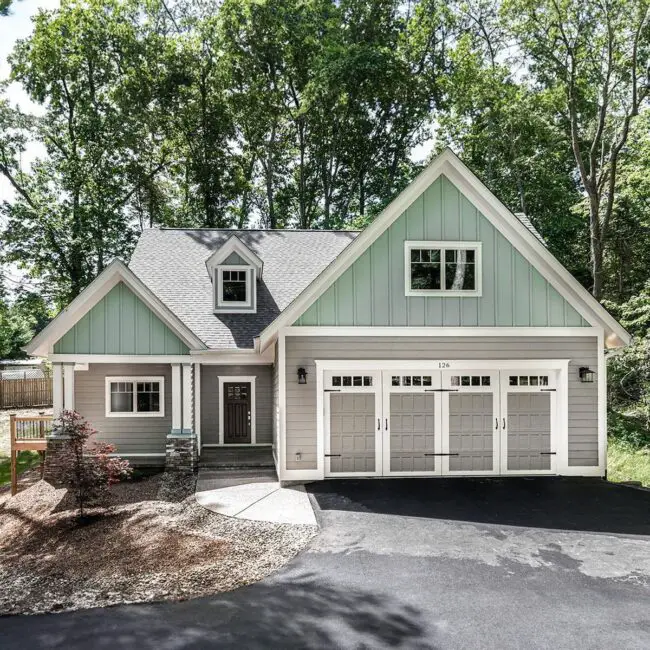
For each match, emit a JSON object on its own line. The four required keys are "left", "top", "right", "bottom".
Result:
{"left": 205, "top": 235, "right": 263, "bottom": 314}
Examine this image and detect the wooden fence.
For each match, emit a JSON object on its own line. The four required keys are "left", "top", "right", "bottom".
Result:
{"left": 0, "top": 378, "right": 53, "bottom": 409}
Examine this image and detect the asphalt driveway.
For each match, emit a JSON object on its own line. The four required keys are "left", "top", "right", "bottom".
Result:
{"left": 1, "top": 477, "right": 649, "bottom": 649}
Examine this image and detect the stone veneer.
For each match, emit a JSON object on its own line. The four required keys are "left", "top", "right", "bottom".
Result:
{"left": 43, "top": 435, "right": 70, "bottom": 488}
{"left": 165, "top": 433, "right": 198, "bottom": 472}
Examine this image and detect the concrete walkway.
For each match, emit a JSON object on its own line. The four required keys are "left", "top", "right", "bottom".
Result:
{"left": 195, "top": 470, "right": 317, "bottom": 526}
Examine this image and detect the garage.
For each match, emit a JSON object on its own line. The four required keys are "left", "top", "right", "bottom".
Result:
{"left": 322, "top": 362, "right": 562, "bottom": 478}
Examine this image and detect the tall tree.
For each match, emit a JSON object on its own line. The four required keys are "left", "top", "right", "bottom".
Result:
{"left": 503, "top": 0, "right": 650, "bottom": 299}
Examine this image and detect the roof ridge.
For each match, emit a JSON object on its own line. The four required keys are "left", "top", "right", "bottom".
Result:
{"left": 152, "top": 228, "right": 362, "bottom": 233}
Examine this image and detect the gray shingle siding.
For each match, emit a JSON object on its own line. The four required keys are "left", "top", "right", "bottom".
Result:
{"left": 74, "top": 363, "right": 171, "bottom": 459}
{"left": 200, "top": 365, "right": 273, "bottom": 445}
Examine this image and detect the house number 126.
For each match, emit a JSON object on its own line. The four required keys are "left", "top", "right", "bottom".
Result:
{"left": 438, "top": 362, "right": 450, "bottom": 368}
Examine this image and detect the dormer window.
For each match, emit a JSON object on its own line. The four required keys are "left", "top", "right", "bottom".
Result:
{"left": 217, "top": 267, "right": 251, "bottom": 307}
{"left": 205, "top": 235, "right": 263, "bottom": 314}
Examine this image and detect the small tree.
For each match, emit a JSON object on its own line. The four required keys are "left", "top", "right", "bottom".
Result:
{"left": 56, "top": 410, "right": 132, "bottom": 519}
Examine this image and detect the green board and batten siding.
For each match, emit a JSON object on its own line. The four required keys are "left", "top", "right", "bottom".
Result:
{"left": 54, "top": 282, "right": 189, "bottom": 354}
{"left": 295, "top": 175, "right": 589, "bottom": 328}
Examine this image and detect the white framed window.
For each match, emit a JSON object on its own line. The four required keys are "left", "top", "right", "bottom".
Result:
{"left": 404, "top": 241, "right": 482, "bottom": 297}
{"left": 105, "top": 376, "right": 165, "bottom": 417}
{"left": 215, "top": 266, "right": 255, "bottom": 312}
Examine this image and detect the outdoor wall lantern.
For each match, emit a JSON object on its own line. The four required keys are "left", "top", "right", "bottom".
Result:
{"left": 297, "top": 367, "right": 308, "bottom": 384}
{"left": 579, "top": 367, "right": 596, "bottom": 383}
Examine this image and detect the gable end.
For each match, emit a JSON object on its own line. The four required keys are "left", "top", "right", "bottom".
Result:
{"left": 54, "top": 282, "right": 190, "bottom": 355}
{"left": 294, "top": 174, "right": 589, "bottom": 328}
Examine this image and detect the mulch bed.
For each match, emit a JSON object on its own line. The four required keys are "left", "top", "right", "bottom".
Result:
{"left": 0, "top": 473, "right": 316, "bottom": 615}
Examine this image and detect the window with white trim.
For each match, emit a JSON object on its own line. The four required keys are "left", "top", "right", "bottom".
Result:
{"left": 405, "top": 241, "right": 481, "bottom": 296}
{"left": 215, "top": 266, "right": 255, "bottom": 312}
{"left": 105, "top": 377, "right": 164, "bottom": 417}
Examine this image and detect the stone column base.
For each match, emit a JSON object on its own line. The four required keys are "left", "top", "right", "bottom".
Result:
{"left": 165, "top": 433, "right": 198, "bottom": 472}
{"left": 43, "top": 435, "right": 71, "bottom": 488}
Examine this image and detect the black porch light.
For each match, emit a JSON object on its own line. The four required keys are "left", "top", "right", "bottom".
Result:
{"left": 297, "top": 367, "right": 308, "bottom": 384}
{"left": 579, "top": 367, "right": 596, "bottom": 383}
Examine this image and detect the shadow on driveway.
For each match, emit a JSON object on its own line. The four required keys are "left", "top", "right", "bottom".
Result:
{"left": 307, "top": 477, "right": 650, "bottom": 536}
{"left": 0, "top": 573, "right": 435, "bottom": 650}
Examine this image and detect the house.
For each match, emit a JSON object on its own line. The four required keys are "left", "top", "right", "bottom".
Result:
{"left": 25, "top": 149, "right": 629, "bottom": 482}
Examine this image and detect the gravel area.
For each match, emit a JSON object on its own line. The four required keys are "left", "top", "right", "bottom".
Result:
{"left": 0, "top": 474, "right": 317, "bottom": 616}
{"left": 0, "top": 407, "right": 53, "bottom": 457}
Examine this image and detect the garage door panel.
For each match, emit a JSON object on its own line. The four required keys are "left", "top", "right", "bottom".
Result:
{"left": 389, "top": 393, "right": 438, "bottom": 473}
{"left": 329, "top": 393, "right": 376, "bottom": 474}
{"left": 448, "top": 393, "right": 494, "bottom": 472}
{"left": 507, "top": 392, "right": 551, "bottom": 471}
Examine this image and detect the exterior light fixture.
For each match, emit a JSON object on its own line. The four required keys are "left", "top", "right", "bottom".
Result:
{"left": 579, "top": 367, "right": 596, "bottom": 383}
{"left": 297, "top": 367, "right": 307, "bottom": 384}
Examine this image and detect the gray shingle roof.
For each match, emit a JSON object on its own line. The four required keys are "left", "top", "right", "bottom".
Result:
{"left": 129, "top": 229, "right": 359, "bottom": 349}
{"left": 514, "top": 213, "right": 546, "bottom": 245}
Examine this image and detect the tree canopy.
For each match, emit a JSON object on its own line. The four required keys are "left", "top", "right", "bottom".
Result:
{"left": 1, "top": 0, "right": 649, "bottom": 338}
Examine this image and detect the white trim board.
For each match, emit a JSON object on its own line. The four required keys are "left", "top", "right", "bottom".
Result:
{"left": 217, "top": 375, "right": 257, "bottom": 445}
{"left": 283, "top": 326, "right": 600, "bottom": 338}
{"left": 104, "top": 375, "right": 166, "bottom": 418}
{"left": 258, "top": 148, "right": 629, "bottom": 351}
{"left": 26, "top": 259, "right": 206, "bottom": 357}
{"left": 404, "top": 241, "right": 483, "bottom": 298}
{"left": 51, "top": 354, "right": 192, "bottom": 364}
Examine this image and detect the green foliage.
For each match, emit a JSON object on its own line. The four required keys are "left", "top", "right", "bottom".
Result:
{"left": 57, "top": 409, "right": 132, "bottom": 519}
{"left": 0, "top": 451, "right": 41, "bottom": 487}
{"left": 607, "top": 437, "right": 650, "bottom": 487}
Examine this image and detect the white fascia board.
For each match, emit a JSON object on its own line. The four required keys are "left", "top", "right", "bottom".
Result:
{"left": 314, "top": 359, "right": 571, "bottom": 371}
{"left": 284, "top": 326, "right": 600, "bottom": 338}
{"left": 50, "top": 354, "right": 192, "bottom": 363}
{"left": 441, "top": 160, "right": 630, "bottom": 346}
{"left": 190, "top": 346, "right": 274, "bottom": 364}
{"left": 258, "top": 148, "right": 629, "bottom": 350}
{"left": 25, "top": 260, "right": 206, "bottom": 357}
{"left": 205, "top": 234, "right": 263, "bottom": 279}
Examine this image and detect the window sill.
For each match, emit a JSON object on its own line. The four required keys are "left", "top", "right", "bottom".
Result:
{"left": 213, "top": 308, "right": 257, "bottom": 314}
{"left": 105, "top": 412, "right": 165, "bottom": 418}
{"left": 405, "top": 290, "right": 482, "bottom": 298}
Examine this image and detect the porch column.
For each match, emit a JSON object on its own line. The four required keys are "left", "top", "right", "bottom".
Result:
{"left": 63, "top": 363, "right": 75, "bottom": 412}
{"left": 182, "top": 363, "right": 193, "bottom": 433}
{"left": 52, "top": 363, "right": 64, "bottom": 419}
{"left": 171, "top": 363, "right": 182, "bottom": 433}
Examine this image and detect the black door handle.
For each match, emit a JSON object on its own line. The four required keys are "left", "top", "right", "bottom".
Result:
{"left": 503, "top": 418, "right": 506, "bottom": 430}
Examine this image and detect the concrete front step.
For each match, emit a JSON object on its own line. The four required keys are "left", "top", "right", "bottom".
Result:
{"left": 196, "top": 468, "right": 278, "bottom": 492}
{"left": 199, "top": 447, "right": 275, "bottom": 470}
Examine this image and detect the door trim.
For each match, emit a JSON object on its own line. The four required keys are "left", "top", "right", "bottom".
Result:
{"left": 218, "top": 375, "right": 256, "bottom": 445}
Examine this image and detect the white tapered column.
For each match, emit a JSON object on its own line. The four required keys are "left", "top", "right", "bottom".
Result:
{"left": 52, "top": 363, "right": 64, "bottom": 419}
{"left": 171, "top": 363, "right": 182, "bottom": 433}
{"left": 63, "top": 363, "right": 75, "bottom": 412}
{"left": 182, "top": 363, "right": 193, "bottom": 434}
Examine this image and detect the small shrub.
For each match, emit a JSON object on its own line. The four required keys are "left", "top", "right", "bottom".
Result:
{"left": 608, "top": 410, "right": 650, "bottom": 450}
{"left": 56, "top": 410, "right": 132, "bottom": 519}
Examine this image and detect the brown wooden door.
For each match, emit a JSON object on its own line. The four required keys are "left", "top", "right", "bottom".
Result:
{"left": 223, "top": 382, "right": 251, "bottom": 443}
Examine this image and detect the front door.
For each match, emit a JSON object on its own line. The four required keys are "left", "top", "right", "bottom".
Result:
{"left": 223, "top": 382, "right": 251, "bottom": 444}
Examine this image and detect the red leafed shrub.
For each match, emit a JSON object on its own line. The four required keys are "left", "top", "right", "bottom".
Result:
{"left": 56, "top": 410, "right": 132, "bottom": 519}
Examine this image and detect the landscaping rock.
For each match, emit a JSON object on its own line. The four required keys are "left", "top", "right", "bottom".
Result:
{"left": 0, "top": 475, "right": 316, "bottom": 615}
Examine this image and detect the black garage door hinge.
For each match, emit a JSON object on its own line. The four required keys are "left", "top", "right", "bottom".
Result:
{"left": 324, "top": 389, "right": 341, "bottom": 392}
{"left": 424, "top": 388, "right": 460, "bottom": 392}
{"left": 540, "top": 389, "right": 556, "bottom": 392}
{"left": 540, "top": 452, "right": 557, "bottom": 455}
{"left": 324, "top": 454, "right": 341, "bottom": 457}
{"left": 424, "top": 453, "right": 460, "bottom": 457}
